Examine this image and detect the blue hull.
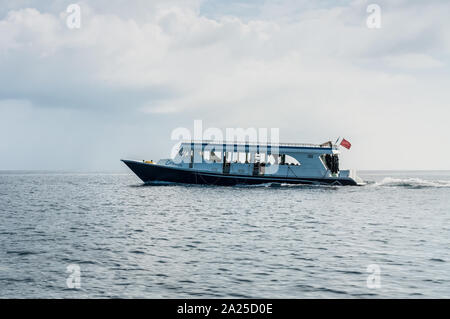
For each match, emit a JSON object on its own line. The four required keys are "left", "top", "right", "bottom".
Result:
{"left": 122, "top": 160, "right": 357, "bottom": 186}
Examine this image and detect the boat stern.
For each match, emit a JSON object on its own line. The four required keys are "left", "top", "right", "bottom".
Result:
{"left": 339, "top": 169, "right": 366, "bottom": 185}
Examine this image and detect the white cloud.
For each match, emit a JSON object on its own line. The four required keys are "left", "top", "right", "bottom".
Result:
{"left": 383, "top": 53, "right": 444, "bottom": 69}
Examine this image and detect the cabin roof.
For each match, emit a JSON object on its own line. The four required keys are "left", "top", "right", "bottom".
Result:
{"left": 180, "top": 140, "right": 336, "bottom": 153}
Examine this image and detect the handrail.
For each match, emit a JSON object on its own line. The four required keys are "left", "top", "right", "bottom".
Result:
{"left": 180, "top": 140, "right": 336, "bottom": 149}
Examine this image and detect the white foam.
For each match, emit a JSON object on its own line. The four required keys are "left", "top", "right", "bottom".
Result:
{"left": 374, "top": 177, "right": 450, "bottom": 188}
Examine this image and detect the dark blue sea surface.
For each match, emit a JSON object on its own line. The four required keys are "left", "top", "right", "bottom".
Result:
{"left": 0, "top": 171, "right": 449, "bottom": 298}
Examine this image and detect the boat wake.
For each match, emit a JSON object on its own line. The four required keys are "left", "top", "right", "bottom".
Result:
{"left": 235, "top": 182, "right": 337, "bottom": 189}
{"left": 235, "top": 182, "right": 282, "bottom": 188}
{"left": 374, "top": 177, "right": 450, "bottom": 189}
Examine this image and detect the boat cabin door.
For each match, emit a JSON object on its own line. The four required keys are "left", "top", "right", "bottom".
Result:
{"left": 223, "top": 152, "right": 231, "bottom": 174}
{"left": 252, "top": 153, "right": 265, "bottom": 176}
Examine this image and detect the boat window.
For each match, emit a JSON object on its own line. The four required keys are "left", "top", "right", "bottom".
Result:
{"left": 237, "top": 152, "right": 247, "bottom": 163}
{"left": 263, "top": 154, "right": 300, "bottom": 165}
{"left": 207, "top": 150, "right": 221, "bottom": 162}
{"left": 267, "top": 154, "right": 278, "bottom": 165}
{"left": 283, "top": 154, "right": 301, "bottom": 166}
{"left": 183, "top": 149, "right": 191, "bottom": 157}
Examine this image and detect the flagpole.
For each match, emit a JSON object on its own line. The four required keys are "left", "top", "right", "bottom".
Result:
{"left": 334, "top": 136, "right": 340, "bottom": 146}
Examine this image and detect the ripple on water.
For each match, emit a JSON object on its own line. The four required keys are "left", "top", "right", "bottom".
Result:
{"left": 0, "top": 171, "right": 449, "bottom": 298}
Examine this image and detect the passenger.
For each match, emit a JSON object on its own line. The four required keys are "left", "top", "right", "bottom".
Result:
{"left": 209, "top": 151, "right": 221, "bottom": 163}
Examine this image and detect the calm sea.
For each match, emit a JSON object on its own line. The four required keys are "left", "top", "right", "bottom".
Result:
{"left": 0, "top": 171, "right": 449, "bottom": 298}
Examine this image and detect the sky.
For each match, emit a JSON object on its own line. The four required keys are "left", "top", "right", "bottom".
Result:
{"left": 0, "top": 0, "right": 449, "bottom": 171}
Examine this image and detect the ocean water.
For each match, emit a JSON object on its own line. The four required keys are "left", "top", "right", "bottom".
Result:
{"left": 0, "top": 170, "right": 449, "bottom": 298}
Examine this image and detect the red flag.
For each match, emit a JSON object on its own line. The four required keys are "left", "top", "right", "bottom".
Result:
{"left": 340, "top": 138, "right": 351, "bottom": 149}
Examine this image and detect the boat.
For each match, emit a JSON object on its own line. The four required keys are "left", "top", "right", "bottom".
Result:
{"left": 121, "top": 140, "right": 364, "bottom": 186}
